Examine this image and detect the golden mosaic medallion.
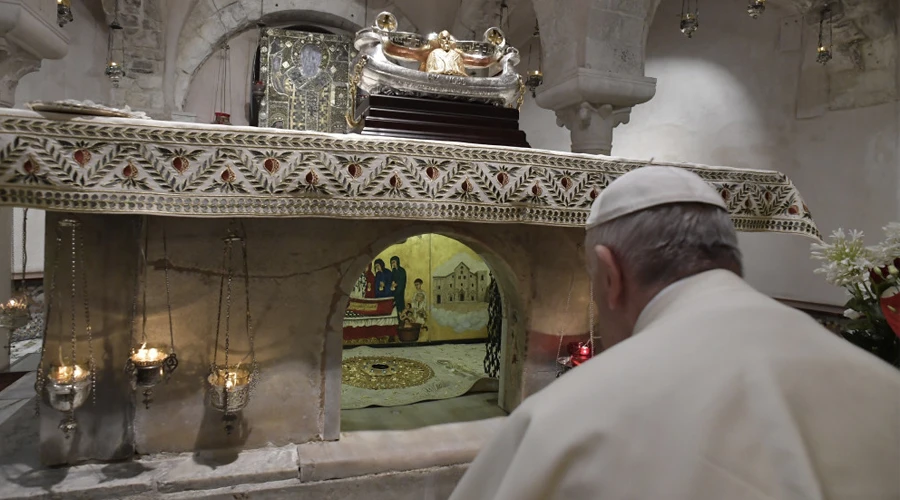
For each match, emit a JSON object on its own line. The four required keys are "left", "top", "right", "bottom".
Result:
{"left": 342, "top": 356, "right": 434, "bottom": 390}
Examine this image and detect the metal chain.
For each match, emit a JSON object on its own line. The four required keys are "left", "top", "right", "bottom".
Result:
{"left": 69, "top": 221, "right": 77, "bottom": 377}
{"left": 212, "top": 237, "right": 229, "bottom": 371}
{"left": 239, "top": 222, "right": 258, "bottom": 390}
{"left": 20, "top": 208, "right": 28, "bottom": 286}
{"left": 129, "top": 219, "right": 141, "bottom": 349}
{"left": 77, "top": 222, "right": 96, "bottom": 406}
{"left": 223, "top": 238, "right": 234, "bottom": 372}
{"left": 587, "top": 281, "right": 596, "bottom": 355}
{"left": 139, "top": 218, "right": 149, "bottom": 344}
{"left": 34, "top": 222, "right": 63, "bottom": 415}
{"left": 555, "top": 274, "right": 577, "bottom": 362}
{"left": 162, "top": 220, "right": 175, "bottom": 352}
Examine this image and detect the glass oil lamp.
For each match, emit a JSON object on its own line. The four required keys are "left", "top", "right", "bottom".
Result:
{"left": 747, "top": 0, "right": 766, "bottom": 19}
{"left": 57, "top": 0, "right": 73, "bottom": 27}
{"left": 45, "top": 362, "right": 91, "bottom": 435}
{"left": 0, "top": 295, "right": 30, "bottom": 330}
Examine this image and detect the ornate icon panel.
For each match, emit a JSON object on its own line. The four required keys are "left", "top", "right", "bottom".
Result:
{"left": 260, "top": 29, "right": 353, "bottom": 133}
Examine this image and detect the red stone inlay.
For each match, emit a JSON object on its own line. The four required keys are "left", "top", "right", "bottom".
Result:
{"left": 721, "top": 189, "right": 730, "bottom": 201}
{"left": 561, "top": 177, "right": 573, "bottom": 190}
{"left": 347, "top": 163, "right": 362, "bottom": 178}
{"left": 531, "top": 184, "right": 542, "bottom": 196}
{"left": 788, "top": 205, "right": 799, "bottom": 215}
{"left": 764, "top": 191, "right": 772, "bottom": 202}
{"left": 425, "top": 166, "right": 439, "bottom": 180}
{"left": 221, "top": 168, "right": 236, "bottom": 183}
{"left": 123, "top": 164, "right": 137, "bottom": 178}
{"left": 172, "top": 156, "right": 189, "bottom": 173}
{"left": 589, "top": 188, "right": 599, "bottom": 200}
{"left": 23, "top": 159, "right": 36, "bottom": 174}
{"left": 305, "top": 171, "right": 318, "bottom": 185}
{"left": 264, "top": 158, "right": 280, "bottom": 174}
{"left": 496, "top": 171, "right": 509, "bottom": 186}
{"left": 73, "top": 149, "right": 91, "bottom": 166}
{"left": 389, "top": 173, "right": 401, "bottom": 188}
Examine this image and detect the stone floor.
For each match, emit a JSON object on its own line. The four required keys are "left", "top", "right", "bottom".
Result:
{"left": 0, "top": 382, "right": 501, "bottom": 499}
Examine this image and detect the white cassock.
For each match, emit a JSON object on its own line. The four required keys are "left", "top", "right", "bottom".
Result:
{"left": 450, "top": 270, "right": 900, "bottom": 500}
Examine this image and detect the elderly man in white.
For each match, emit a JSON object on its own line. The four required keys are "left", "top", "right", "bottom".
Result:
{"left": 450, "top": 166, "right": 900, "bottom": 500}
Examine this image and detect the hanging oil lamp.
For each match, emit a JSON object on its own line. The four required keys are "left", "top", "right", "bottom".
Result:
{"left": 680, "top": 0, "right": 699, "bottom": 38}
{"left": 0, "top": 209, "right": 32, "bottom": 333}
{"left": 105, "top": 1, "right": 126, "bottom": 87}
{"left": 747, "top": 0, "right": 766, "bottom": 19}
{"left": 35, "top": 218, "right": 96, "bottom": 437}
{"left": 124, "top": 218, "right": 179, "bottom": 409}
{"left": 207, "top": 225, "right": 258, "bottom": 434}
{"left": 213, "top": 43, "right": 232, "bottom": 125}
{"left": 57, "top": 0, "right": 74, "bottom": 27}
{"left": 524, "top": 20, "right": 543, "bottom": 98}
{"left": 816, "top": 5, "right": 833, "bottom": 65}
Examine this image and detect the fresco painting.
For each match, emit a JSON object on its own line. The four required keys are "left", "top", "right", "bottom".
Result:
{"left": 343, "top": 234, "right": 491, "bottom": 345}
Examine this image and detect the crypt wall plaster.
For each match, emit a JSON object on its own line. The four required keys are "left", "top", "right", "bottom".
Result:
{"left": 522, "top": 0, "right": 900, "bottom": 305}
{"left": 35, "top": 214, "right": 574, "bottom": 464}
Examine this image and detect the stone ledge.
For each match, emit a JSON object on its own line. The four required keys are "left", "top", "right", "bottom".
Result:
{"left": 154, "top": 445, "right": 299, "bottom": 493}
{"left": 158, "top": 464, "right": 468, "bottom": 500}
{"left": 0, "top": 462, "right": 160, "bottom": 500}
{"left": 298, "top": 417, "right": 505, "bottom": 482}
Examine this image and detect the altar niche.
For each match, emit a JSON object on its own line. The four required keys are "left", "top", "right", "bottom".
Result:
{"left": 339, "top": 234, "right": 509, "bottom": 432}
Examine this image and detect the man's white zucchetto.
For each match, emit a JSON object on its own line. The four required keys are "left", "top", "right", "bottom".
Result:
{"left": 586, "top": 166, "right": 728, "bottom": 230}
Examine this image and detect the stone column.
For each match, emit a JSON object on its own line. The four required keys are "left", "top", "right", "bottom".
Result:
{"left": 532, "top": 0, "right": 660, "bottom": 155}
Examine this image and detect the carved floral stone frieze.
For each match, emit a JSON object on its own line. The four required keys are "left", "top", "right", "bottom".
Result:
{"left": 0, "top": 109, "right": 819, "bottom": 239}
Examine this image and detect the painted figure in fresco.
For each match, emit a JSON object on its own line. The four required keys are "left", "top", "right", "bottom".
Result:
{"left": 364, "top": 262, "right": 376, "bottom": 298}
{"left": 373, "top": 259, "right": 393, "bottom": 298}
{"left": 412, "top": 278, "right": 427, "bottom": 323}
{"left": 390, "top": 256, "right": 407, "bottom": 314}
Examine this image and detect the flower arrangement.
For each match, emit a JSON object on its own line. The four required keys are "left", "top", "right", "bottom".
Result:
{"left": 811, "top": 224, "right": 900, "bottom": 367}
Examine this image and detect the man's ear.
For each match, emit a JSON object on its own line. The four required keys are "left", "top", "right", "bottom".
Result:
{"left": 594, "top": 245, "right": 623, "bottom": 310}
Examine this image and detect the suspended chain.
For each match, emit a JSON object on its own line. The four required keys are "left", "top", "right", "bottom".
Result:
{"left": 239, "top": 222, "right": 258, "bottom": 389}
{"left": 77, "top": 222, "right": 96, "bottom": 405}
{"left": 34, "top": 221, "right": 64, "bottom": 415}
{"left": 139, "top": 217, "right": 149, "bottom": 344}
{"left": 555, "top": 274, "right": 576, "bottom": 377}
{"left": 484, "top": 277, "right": 502, "bottom": 378}
{"left": 162, "top": 220, "right": 175, "bottom": 353}
{"left": 212, "top": 236, "right": 229, "bottom": 372}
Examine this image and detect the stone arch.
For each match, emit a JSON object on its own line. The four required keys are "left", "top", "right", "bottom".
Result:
{"left": 321, "top": 223, "right": 528, "bottom": 439}
{"left": 173, "top": 0, "right": 417, "bottom": 111}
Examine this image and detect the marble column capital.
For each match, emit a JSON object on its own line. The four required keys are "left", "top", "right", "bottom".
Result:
{"left": 553, "top": 103, "right": 632, "bottom": 156}
{"left": 0, "top": 39, "right": 41, "bottom": 108}
{"left": 535, "top": 68, "right": 656, "bottom": 155}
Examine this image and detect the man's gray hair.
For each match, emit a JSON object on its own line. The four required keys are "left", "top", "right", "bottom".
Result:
{"left": 586, "top": 202, "right": 743, "bottom": 288}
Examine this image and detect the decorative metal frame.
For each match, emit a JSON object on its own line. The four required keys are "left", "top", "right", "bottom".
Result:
{"left": 353, "top": 12, "right": 524, "bottom": 109}
{"left": 35, "top": 217, "right": 96, "bottom": 438}
{"left": 258, "top": 28, "right": 354, "bottom": 133}
{"left": 0, "top": 109, "right": 821, "bottom": 241}
{"left": 124, "top": 217, "right": 179, "bottom": 409}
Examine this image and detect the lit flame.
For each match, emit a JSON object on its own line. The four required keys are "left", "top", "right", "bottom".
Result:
{"left": 132, "top": 343, "right": 162, "bottom": 363}
{"left": 54, "top": 364, "right": 84, "bottom": 382}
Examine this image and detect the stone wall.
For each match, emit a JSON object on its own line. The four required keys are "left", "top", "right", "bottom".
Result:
{"left": 39, "top": 214, "right": 592, "bottom": 465}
